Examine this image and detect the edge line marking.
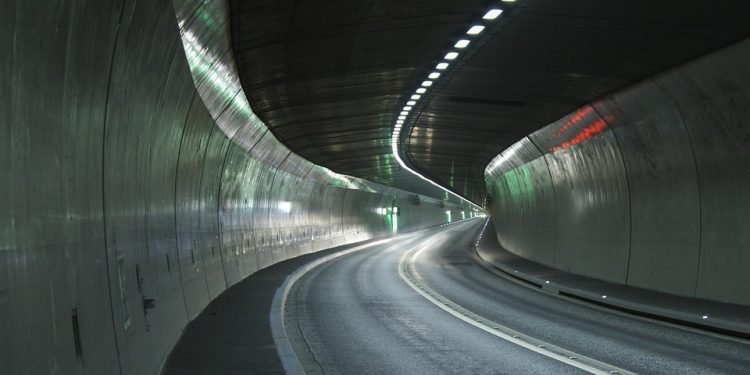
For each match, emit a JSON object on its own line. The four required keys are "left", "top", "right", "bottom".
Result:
{"left": 398, "top": 241, "right": 636, "bottom": 375}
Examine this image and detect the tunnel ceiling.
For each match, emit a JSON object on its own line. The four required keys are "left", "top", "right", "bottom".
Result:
{"left": 230, "top": 0, "right": 750, "bottom": 203}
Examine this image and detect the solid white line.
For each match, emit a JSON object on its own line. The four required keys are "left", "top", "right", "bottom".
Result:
{"left": 398, "top": 242, "right": 637, "bottom": 375}
{"left": 270, "top": 236, "right": 405, "bottom": 375}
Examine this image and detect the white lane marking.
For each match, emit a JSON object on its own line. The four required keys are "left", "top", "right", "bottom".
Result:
{"left": 398, "top": 241, "right": 637, "bottom": 375}
{"left": 271, "top": 234, "right": 417, "bottom": 375}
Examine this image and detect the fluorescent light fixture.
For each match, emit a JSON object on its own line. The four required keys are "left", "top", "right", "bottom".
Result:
{"left": 396, "top": 119, "right": 404, "bottom": 124}
{"left": 436, "top": 62, "right": 449, "bottom": 70}
{"left": 411, "top": 94, "right": 421, "bottom": 100}
{"left": 416, "top": 88, "right": 427, "bottom": 94}
{"left": 421, "top": 80, "right": 433, "bottom": 87}
{"left": 400, "top": 111, "right": 409, "bottom": 116}
{"left": 445, "top": 51, "right": 459, "bottom": 60}
{"left": 398, "top": 115, "right": 406, "bottom": 120}
{"left": 428, "top": 72, "right": 441, "bottom": 79}
{"left": 403, "top": 106, "right": 412, "bottom": 111}
{"left": 407, "top": 100, "right": 416, "bottom": 106}
{"left": 455, "top": 39, "right": 470, "bottom": 48}
{"left": 467, "top": 25, "right": 485, "bottom": 35}
{"left": 483, "top": 9, "right": 503, "bottom": 20}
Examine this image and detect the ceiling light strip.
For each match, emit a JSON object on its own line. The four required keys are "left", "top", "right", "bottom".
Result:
{"left": 390, "top": 5, "right": 508, "bottom": 209}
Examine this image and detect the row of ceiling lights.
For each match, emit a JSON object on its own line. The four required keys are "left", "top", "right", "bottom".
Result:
{"left": 390, "top": 3, "right": 511, "bottom": 208}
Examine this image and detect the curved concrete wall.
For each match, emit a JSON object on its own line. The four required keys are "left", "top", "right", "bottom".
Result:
{"left": 0, "top": 1, "right": 475, "bottom": 374}
{"left": 485, "top": 39, "right": 750, "bottom": 307}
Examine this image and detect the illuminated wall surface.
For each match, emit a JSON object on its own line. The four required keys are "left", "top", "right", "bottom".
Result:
{"left": 0, "top": 1, "right": 473, "bottom": 374}
{"left": 485, "top": 39, "right": 750, "bottom": 307}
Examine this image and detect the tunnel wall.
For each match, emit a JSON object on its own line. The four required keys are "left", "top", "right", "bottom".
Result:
{"left": 0, "top": 1, "right": 473, "bottom": 374}
{"left": 485, "top": 39, "right": 750, "bottom": 307}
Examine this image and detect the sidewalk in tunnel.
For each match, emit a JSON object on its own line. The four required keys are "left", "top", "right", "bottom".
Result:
{"left": 474, "top": 219, "right": 750, "bottom": 339}
{"left": 161, "top": 237, "right": 387, "bottom": 374}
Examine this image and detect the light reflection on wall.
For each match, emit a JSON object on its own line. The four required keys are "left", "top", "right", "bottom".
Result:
{"left": 550, "top": 106, "right": 595, "bottom": 139}
{"left": 547, "top": 106, "right": 614, "bottom": 153}
{"left": 502, "top": 165, "right": 535, "bottom": 205}
{"left": 176, "top": 3, "right": 379, "bottom": 193}
{"left": 277, "top": 201, "right": 292, "bottom": 214}
{"left": 549, "top": 118, "right": 609, "bottom": 152}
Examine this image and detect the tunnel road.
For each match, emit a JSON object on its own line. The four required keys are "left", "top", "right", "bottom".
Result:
{"left": 282, "top": 219, "right": 750, "bottom": 374}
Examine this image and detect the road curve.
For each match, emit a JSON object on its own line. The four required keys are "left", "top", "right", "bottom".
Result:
{"left": 283, "top": 219, "right": 750, "bottom": 374}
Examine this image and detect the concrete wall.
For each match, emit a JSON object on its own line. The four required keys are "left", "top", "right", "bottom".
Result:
{"left": 485, "top": 39, "right": 750, "bottom": 307}
{"left": 0, "top": 1, "right": 473, "bottom": 374}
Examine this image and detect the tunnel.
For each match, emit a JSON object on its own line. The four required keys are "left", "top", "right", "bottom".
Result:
{"left": 3, "top": 0, "right": 750, "bottom": 374}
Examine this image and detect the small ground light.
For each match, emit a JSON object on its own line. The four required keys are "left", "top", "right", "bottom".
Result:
{"left": 467, "top": 25, "right": 485, "bottom": 35}
{"left": 602, "top": 295, "right": 607, "bottom": 299}
{"left": 702, "top": 315, "right": 709, "bottom": 319}
{"left": 545, "top": 281, "right": 550, "bottom": 284}
{"left": 483, "top": 9, "right": 503, "bottom": 20}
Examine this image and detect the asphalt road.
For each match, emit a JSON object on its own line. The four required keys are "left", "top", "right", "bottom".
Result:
{"left": 284, "top": 219, "right": 750, "bottom": 374}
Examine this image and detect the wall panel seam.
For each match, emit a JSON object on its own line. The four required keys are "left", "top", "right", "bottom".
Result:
{"left": 99, "top": 1, "right": 130, "bottom": 374}
{"left": 172, "top": 90, "right": 198, "bottom": 319}
{"left": 591, "top": 105, "right": 634, "bottom": 284}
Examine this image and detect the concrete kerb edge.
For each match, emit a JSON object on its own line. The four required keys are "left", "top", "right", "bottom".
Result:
{"left": 472, "top": 219, "right": 750, "bottom": 339}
